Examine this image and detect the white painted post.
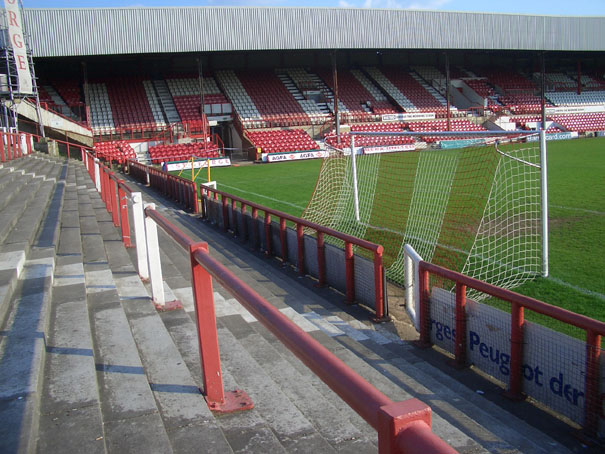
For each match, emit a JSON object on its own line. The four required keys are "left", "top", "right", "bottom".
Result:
{"left": 131, "top": 192, "right": 149, "bottom": 280}
{"left": 144, "top": 203, "right": 165, "bottom": 307}
{"left": 350, "top": 134, "right": 360, "bottom": 222}
{"left": 403, "top": 243, "right": 423, "bottom": 332}
{"left": 539, "top": 129, "right": 549, "bottom": 277}
{"left": 94, "top": 158, "right": 101, "bottom": 193}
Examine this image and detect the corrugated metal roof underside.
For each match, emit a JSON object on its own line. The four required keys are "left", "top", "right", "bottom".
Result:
{"left": 23, "top": 7, "right": 605, "bottom": 58}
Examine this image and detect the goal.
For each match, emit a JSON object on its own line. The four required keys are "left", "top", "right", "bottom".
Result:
{"left": 302, "top": 130, "right": 548, "bottom": 298}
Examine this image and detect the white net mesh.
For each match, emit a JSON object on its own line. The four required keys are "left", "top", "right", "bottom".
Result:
{"left": 303, "top": 132, "right": 543, "bottom": 299}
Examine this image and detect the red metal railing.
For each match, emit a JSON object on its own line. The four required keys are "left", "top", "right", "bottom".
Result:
{"left": 146, "top": 204, "right": 456, "bottom": 454}
{"left": 94, "top": 124, "right": 176, "bottom": 143}
{"left": 0, "top": 132, "right": 25, "bottom": 162}
{"left": 127, "top": 160, "right": 198, "bottom": 214}
{"left": 202, "top": 185, "right": 387, "bottom": 321}
{"left": 80, "top": 149, "right": 455, "bottom": 452}
{"left": 417, "top": 260, "right": 605, "bottom": 437}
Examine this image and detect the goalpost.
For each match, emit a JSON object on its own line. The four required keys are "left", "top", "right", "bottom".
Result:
{"left": 303, "top": 129, "right": 548, "bottom": 299}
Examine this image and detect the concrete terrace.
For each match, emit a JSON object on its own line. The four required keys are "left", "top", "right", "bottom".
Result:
{"left": 0, "top": 152, "right": 598, "bottom": 453}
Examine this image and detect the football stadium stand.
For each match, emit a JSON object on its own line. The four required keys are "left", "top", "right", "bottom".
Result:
{"left": 246, "top": 128, "right": 319, "bottom": 153}
{"left": 2, "top": 6, "right": 605, "bottom": 454}
{"left": 148, "top": 141, "right": 222, "bottom": 164}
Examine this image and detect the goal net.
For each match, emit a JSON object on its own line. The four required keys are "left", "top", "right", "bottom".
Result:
{"left": 302, "top": 130, "right": 545, "bottom": 299}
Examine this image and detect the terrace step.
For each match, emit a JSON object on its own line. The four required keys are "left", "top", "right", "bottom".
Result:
{"left": 37, "top": 161, "right": 105, "bottom": 453}
{"left": 119, "top": 174, "right": 579, "bottom": 454}
{"left": 0, "top": 154, "right": 65, "bottom": 329}
{"left": 153, "top": 79, "right": 181, "bottom": 124}
{"left": 72, "top": 166, "right": 174, "bottom": 453}
{"left": 0, "top": 155, "right": 67, "bottom": 453}
{"left": 75, "top": 165, "right": 235, "bottom": 453}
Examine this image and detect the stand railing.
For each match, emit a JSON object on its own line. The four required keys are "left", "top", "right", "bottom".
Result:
{"left": 84, "top": 150, "right": 456, "bottom": 453}
{"left": 405, "top": 247, "right": 604, "bottom": 439}
{"left": 201, "top": 185, "right": 387, "bottom": 321}
{"left": 127, "top": 160, "right": 198, "bottom": 214}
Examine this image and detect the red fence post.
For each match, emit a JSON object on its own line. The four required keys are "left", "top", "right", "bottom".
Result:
{"left": 189, "top": 242, "right": 226, "bottom": 406}
{"left": 506, "top": 302, "right": 525, "bottom": 400}
{"left": 584, "top": 329, "right": 601, "bottom": 437}
{"left": 222, "top": 195, "right": 229, "bottom": 232}
{"left": 252, "top": 207, "right": 258, "bottom": 250}
{"left": 373, "top": 248, "right": 386, "bottom": 321}
{"left": 345, "top": 241, "right": 355, "bottom": 303}
{"left": 105, "top": 169, "right": 112, "bottom": 212}
{"left": 0, "top": 133, "right": 5, "bottom": 162}
{"left": 377, "top": 399, "right": 449, "bottom": 454}
{"left": 279, "top": 217, "right": 287, "bottom": 263}
{"left": 296, "top": 223, "right": 305, "bottom": 276}
{"left": 264, "top": 213, "right": 272, "bottom": 256}
{"left": 317, "top": 231, "right": 326, "bottom": 287}
{"left": 110, "top": 177, "right": 120, "bottom": 227}
{"left": 240, "top": 203, "right": 248, "bottom": 242}
{"left": 99, "top": 167, "right": 106, "bottom": 205}
{"left": 231, "top": 199, "right": 238, "bottom": 236}
{"left": 117, "top": 182, "right": 132, "bottom": 248}
{"left": 7, "top": 134, "right": 12, "bottom": 160}
{"left": 418, "top": 265, "right": 431, "bottom": 347}
{"left": 192, "top": 182, "right": 199, "bottom": 214}
{"left": 454, "top": 282, "right": 467, "bottom": 368}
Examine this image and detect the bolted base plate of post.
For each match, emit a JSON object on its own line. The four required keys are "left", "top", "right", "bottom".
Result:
{"left": 370, "top": 314, "right": 391, "bottom": 324}
{"left": 154, "top": 300, "right": 184, "bottom": 312}
{"left": 206, "top": 389, "right": 254, "bottom": 414}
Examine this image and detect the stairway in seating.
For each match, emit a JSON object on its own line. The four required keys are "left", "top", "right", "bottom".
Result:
{"left": 410, "top": 71, "right": 448, "bottom": 107}
{"left": 43, "top": 85, "right": 71, "bottom": 116}
{"left": 0, "top": 153, "right": 595, "bottom": 453}
{"left": 153, "top": 79, "right": 181, "bottom": 124}
{"left": 278, "top": 68, "right": 331, "bottom": 124}
{"left": 363, "top": 67, "right": 418, "bottom": 112}
{"left": 307, "top": 71, "right": 347, "bottom": 116}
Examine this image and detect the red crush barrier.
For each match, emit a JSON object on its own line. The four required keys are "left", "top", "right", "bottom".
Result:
{"left": 418, "top": 260, "right": 605, "bottom": 437}
{"left": 79, "top": 149, "right": 456, "bottom": 453}
{"left": 202, "top": 185, "right": 387, "bottom": 321}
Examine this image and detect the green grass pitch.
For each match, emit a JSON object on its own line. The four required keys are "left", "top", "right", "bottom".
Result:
{"left": 174, "top": 137, "right": 605, "bottom": 331}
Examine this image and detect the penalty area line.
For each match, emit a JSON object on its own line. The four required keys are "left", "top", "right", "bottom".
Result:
{"left": 550, "top": 205, "right": 605, "bottom": 216}
{"left": 217, "top": 183, "right": 307, "bottom": 211}
{"left": 547, "top": 276, "right": 605, "bottom": 301}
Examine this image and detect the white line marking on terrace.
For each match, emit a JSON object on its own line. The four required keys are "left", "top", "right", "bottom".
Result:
{"left": 217, "top": 183, "right": 306, "bottom": 211}
{"left": 547, "top": 276, "right": 605, "bottom": 301}
{"left": 550, "top": 205, "right": 605, "bottom": 216}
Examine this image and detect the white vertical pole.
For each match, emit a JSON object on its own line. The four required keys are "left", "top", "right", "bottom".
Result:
{"left": 350, "top": 134, "right": 360, "bottom": 222}
{"left": 132, "top": 192, "right": 149, "bottom": 280}
{"left": 403, "top": 243, "right": 422, "bottom": 332}
{"left": 144, "top": 203, "right": 165, "bottom": 307}
{"left": 539, "top": 129, "right": 549, "bottom": 277}
{"left": 93, "top": 158, "right": 101, "bottom": 192}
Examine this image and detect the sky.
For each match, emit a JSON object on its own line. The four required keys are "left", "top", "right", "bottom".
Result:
{"left": 22, "top": 1, "right": 605, "bottom": 17}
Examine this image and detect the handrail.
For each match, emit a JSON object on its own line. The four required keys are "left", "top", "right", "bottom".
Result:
{"left": 193, "top": 239, "right": 393, "bottom": 426}
{"left": 145, "top": 207, "right": 193, "bottom": 250}
{"left": 417, "top": 259, "right": 604, "bottom": 437}
{"left": 30, "top": 99, "right": 93, "bottom": 133}
{"left": 419, "top": 260, "right": 605, "bottom": 336}
{"left": 79, "top": 147, "right": 456, "bottom": 453}
{"left": 205, "top": 185, "right": 382, "bottom": 253}
{"left": 202, "top": 183, "right": 386, "bottom": 320}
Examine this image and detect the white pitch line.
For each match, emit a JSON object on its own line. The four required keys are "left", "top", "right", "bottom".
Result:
{"left": 547, "top": 276, "right": 605, "bottom": 301}
{"left": 217, "top": 183, "right": 306, "bottom": 211}
{"left": 550, "top": 205, "right": 605, "bottom": 216}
